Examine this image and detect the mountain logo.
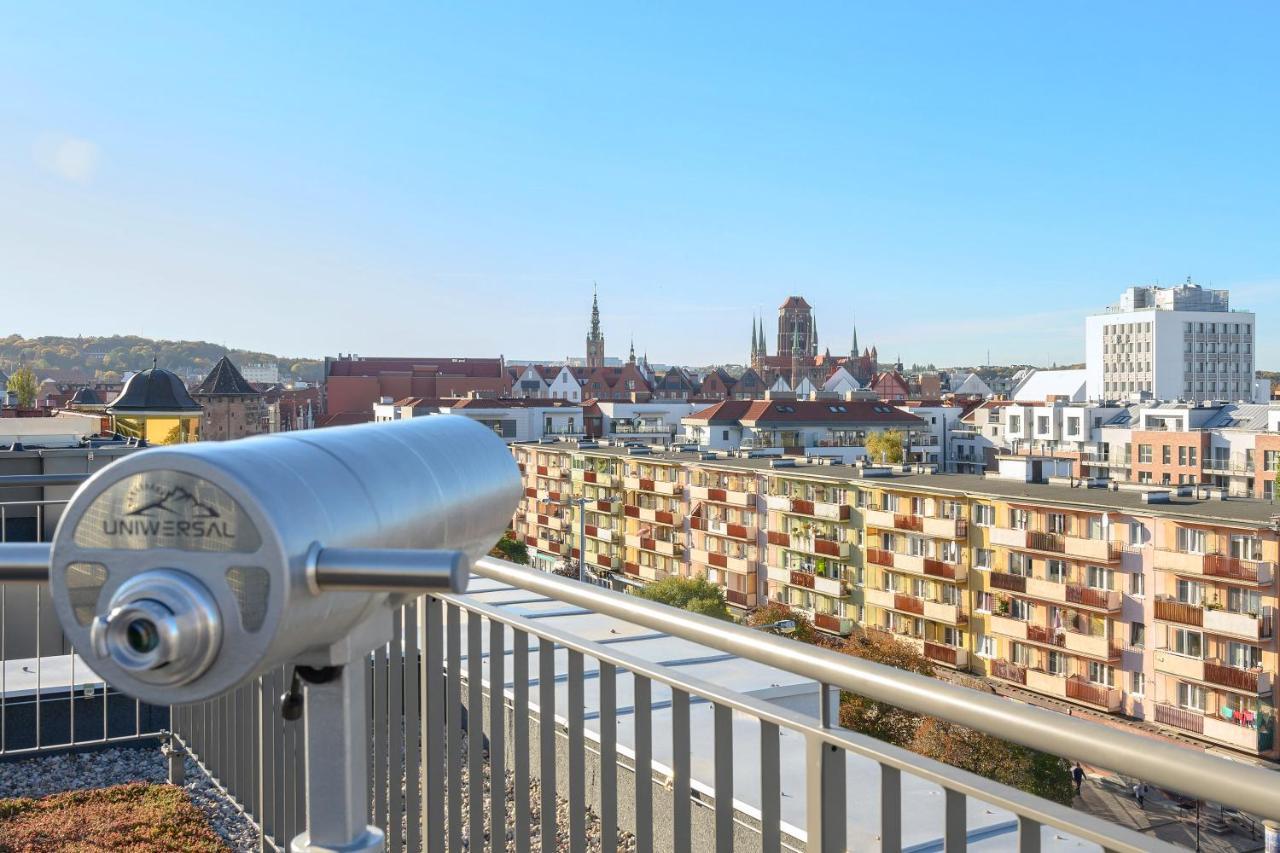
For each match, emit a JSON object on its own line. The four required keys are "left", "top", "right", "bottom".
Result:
{"left": 127, "top": 486, "right": 221, "bottom": 519}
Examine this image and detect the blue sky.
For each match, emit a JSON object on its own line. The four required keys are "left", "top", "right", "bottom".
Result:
{"left": 3, "top": 4, "right": 1277, "bottom": 368}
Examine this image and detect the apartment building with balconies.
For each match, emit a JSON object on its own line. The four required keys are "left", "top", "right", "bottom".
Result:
{"left": 507, "top": 439, "right": 1280, "bottom": 757}
{"left": 858, "top": 482, "right": 972, "bottom": 670}
{"left": 511, "top": 443, "right": 577, "bottom": 571}
{"left": 688, "top": 461, "right": 764, "bottom": 612}
{"left": 761, "top": 465, "right": 860, "bottom": 638}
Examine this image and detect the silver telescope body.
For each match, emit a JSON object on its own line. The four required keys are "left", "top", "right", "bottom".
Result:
{"left": 43, "top": 414, "right": 520, "bottom": 706}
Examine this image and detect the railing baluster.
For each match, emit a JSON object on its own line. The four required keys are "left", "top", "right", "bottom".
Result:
{"left": 671, "top": 687, "right": 691, "bottom": 853}
{"left": 390, "top": 607, "right": 405, "bottom": 853}
{"left": 633, "top": 674, "right": 652, "bottom": 853}
{"left": 446, "top": 603, "right": 463, "bottom": 853}
{"left": 1018, "top": 815, "right": 1041, "bottom": 852}
{"left": 538, "top": 639, "right": 557, "bottom": 853}
{"left": 375, "top": 643, "right": 389, "bottom": 836}
{"left": 424, "top": 597, "right": 446, "bottom": 853}
{"left": 806, "top": 683, "right": 845, "bottom": 851}
{"left": 760, "top": 721, "right": 780, "bottom": 853}
{"left": 489, "top": 620, "right": 506, "bottom": 853}
{"left": 598, "top": 661, "right": 617, "bottom": 853}
{"left": 404, "top": 601, "right": 421, "bottom": 853}
{"left": 945, "top": 788, "right": 966, "bottom": 851}
{"left": 467, "top": 614, "right": 484, "bottom": 851}
{"left": 880, "top": 764, "right": 901, "bottom": 853}
{"left": 568, "top": 649, "right": 586, "bottom": 853}
{"left": 512, "top": 629, "right": 531, "bottom": 853}
{"left": 713, "top": 702, "right": 734, "bottom": 850}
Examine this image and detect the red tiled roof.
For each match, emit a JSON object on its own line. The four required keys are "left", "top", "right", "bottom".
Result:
{"left": 685, "top": 399, "right": 754, "bottom": 424}
{"left": 326, "top": 357, "right": 505, "bottom": 379}
{"left": 449, "top": 398, "right": 582, "bottom": 409}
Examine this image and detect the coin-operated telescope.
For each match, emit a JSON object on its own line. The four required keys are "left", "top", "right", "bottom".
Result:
{"left": 0, "top": 415, "right": 521, "bottom": 853}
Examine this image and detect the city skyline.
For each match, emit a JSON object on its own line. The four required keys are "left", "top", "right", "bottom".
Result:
{"left": 3, "top": 4, "right": 1279, "bottom": 367}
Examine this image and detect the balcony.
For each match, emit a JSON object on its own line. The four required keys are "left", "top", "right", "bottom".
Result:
{"left": 1204, "top": 660, "right": 1268, "bottom": 694}
{"left": 1064, "top": 584, "right": 1121, "bottom": 611}
{"left": 990, "top": 527, "right": 1029, "bottom": 549}
{"left": 789, "top": 570, "right": 816, "bottom": 590}
{"left": 764, "top": 494, "right": 791, "bottom": 512}
{"left": 689, "top": 485, "right": 754, "bottom": 507}
{"left": 788, "top": 535, "right": 851, "bottom": 559}
{"left": 1062, "top": 629, "right": 1118, "bottom": 660}
{"left": 1154, "top": 650, "right": 1205, "bottom": 681}
{"left": 923, "top": 559, "right": 966, "bottom": 583}
{"left": 1063, "top": 536, "right": 1122, "bottom": 563}
{"left": 923, "top": 599, "right": 962, "bottom": 625}
{"left": 1203, "top": 607, "right": 1274, "bottom": 640}
{"left": 894, "top": 552, "right": 926, "bottom": 574}
{"left": 1154, "top": 703, "right": 1205, "bottom": 735}
{"left": 862, "top": 587, "right": 895, "bottom": 609}
{"left": 765, "top": 564, "right": 791, "bottom": 585}
{"left": 923, "top": 642, "right": 968, "bottom": 669}
{"left": 724, "top": 587, "right": 757, "bottom": 608}
{"left": 989, "top": 614, "right": 1029, "bottom": 640}
{"left": 813, "top": 612, "right": 855, "bottom": 635}
{"left": 814, "top": 500, "right": 851, "bottom": 522}
{"left": 988, "top": 571, "right": 1027, "bottom": 593}
{"left": 990, "top": 659, "right": 1027, "bottom": 685}
{"left": 1204, "top": 554, "right": 1274, "bottom": 585}
{"left": 1025, "top": 668, "right": 1068, "bottom": 699}
{"left": 1065, "top": 677, "right": 1122, "bottom": 712}
{"left": 1153, "top": 549, "right": 1207, "bottom": 574}
{"left": 572, "top": 468, "right": 616, "bottom": 487}
{"left": 1026, "top": 531, "right": 1064, "bottom": 554}
{"left": 862, "top": 508, "right": 896, "bottom": 529}
{"left": 866, "top": 547, "right": 894, "bottom": 567}
{"left": 893, "top": 593, "right": 925, "bottom": 616}
{"left": 626, "top": 505, "right": 681, "bottom": 526}
{"left": 690, "top": 516, "right": 754, "bottom": 541}
{"left": 1154, "top": 597, "right": 1203, "bottom": 627}
{"left": 894, "top": 513, "right": 924, "bottom": 532}
{"left": 922, "top": 516, "right": 968, "bottom": 539}
{"left": 814, "top": 574, "right": 845, "bottom": 597}
{"left": 1202, "top": 714, "right": 1270, "bottom": 754}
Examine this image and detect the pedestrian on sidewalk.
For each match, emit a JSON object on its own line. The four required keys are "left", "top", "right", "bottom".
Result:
{"left": 1072, "top": 762, "right": 1085, "bottom": 796}
{"left": 1133, "top": 782, "right": 1148, "bottom": 809}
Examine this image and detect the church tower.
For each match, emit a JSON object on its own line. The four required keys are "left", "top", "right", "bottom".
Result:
{"left": 586, "top": 286, "right": 605, "bottom": 371}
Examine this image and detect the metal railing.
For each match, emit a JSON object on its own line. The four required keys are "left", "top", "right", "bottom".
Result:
{"left": 169, "top": 556, "right": 1280, "bottom": 852}
{"left": 0, "top": 483, "right": 169, "bottom": 757}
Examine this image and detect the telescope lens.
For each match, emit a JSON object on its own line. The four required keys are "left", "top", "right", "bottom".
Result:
{"left": 125, "top": 618, "right": 161, "bottom": 655}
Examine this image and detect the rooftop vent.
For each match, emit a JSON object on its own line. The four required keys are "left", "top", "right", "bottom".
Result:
{"left": 626, "top": 447, "right": 651, "bottom": 456}
{"left": 769, "top": 458, "right": 796, "bottom": 468}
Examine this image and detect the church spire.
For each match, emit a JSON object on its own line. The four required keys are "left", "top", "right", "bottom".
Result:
{"left": 628, "top": 337, "right": 636, "bottom": 365}
{"left": 589, "top": 284, "right": 601, "bottom": 340}
{"left": 750, "top": 316, "right": 758, "bottom": 359}
{"left": 757, "top": 316, "right": 767, "bottom": 357}
{"left": 851, "top": 323, "right": 858, "bottom": 360}
{"left": 585, "top": 284, "right": 605, "bottom": 371}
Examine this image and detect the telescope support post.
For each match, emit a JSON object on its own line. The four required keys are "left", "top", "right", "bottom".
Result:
{"left": 291, "top": 663, "right": 384, "bottom": 853}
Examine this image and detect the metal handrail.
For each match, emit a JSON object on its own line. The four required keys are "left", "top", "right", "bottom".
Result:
{"left": 448, "top": 583, "right": 1170, "bottom": 852}
{"left": 472, "top": 556, "right": 1280, "bottom": 823}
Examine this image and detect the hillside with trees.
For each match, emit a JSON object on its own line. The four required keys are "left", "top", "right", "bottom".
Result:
{"left": 0, "top": 335, "right": 323, "bottom": 384}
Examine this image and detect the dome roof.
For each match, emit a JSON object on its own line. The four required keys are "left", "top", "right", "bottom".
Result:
{"left": 106, "top": 368, "right": 202, "bottom": 413}
{"left": 69, "top": 386, "right": 103, "bottom": 405}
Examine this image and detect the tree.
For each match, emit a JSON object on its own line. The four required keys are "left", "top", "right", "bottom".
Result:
{"left": 489, "top": 531, "right": 529, "bottom": 565}
{"left": 745, "top": 601, "right": 817, "bottom": 643}
{"left": 911, "top": 717, "right": 1074, "bottom": 806}
{"left": 6, "top": 366, "right": 38, "bottom": 408}
{"left": 836, "top": 629, "right": 935, "bottom": 747}
{"left": 865, "top": 429, "right": 904, "bottom": 464}
{"left": 630, "top": 575, "right": 731, "bottom": 620}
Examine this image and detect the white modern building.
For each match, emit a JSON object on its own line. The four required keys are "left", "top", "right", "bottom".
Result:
{"left": 240, "top": 362, "right": 280, "bottom": 385}
{"left": 1085, "top": 280, "right": 1258, "bottom": 403}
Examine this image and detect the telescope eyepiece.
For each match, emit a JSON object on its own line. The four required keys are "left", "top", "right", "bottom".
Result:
{"left": 90, "top": 570, "right": 223, "bottom": 687}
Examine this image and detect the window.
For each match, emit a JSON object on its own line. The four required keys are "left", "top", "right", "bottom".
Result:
{"left": 1009, "top": 508, "right": 1030, "bottom": 530}
{"left": 1163, "top": 446, "right": 1172, "bottom": 465}
{"left": 976, "top": 635, "right": 996, "bottom": 659}
{"left": 1177, "top": 681, "right": 1206, "bottom": 712}
{"left": 1230, "top": 535, "right": 1263, "bottom": 562}
{"left": 1128, "top": 622, "right": 1145, "bottom": 648}
{"left": 1172, "top": 628, "right": 1203, "bottom": 658}
{"left": 1045, "top": 559, "right": 1067, "bottom": 583}
{"left": 974, "top": 548, "right": 993, "bottom": 570}
{"left": 975, "top": 592, "right": 995, "bottom": 613}
{"left": 1129, "top": 571, "right": 1145, "bottom": 596}
{"left": 1047, "top": 512, "right": 1068, "bottom": 534}
{"left": 1175, "top": 579, "right": 1204, "bottom": 605}
{"left": 1176, "top": 527, "right": 1207, "bottom": 554}
{"left": 1227, "top": 587, "right": 1261, "bottom": 615}
{"left": 1227, "top": 642, "right": 1261, "bottom": 670}
{"left": 1088, "top": 662, "right": 1114, "bottom": 687}
{"left": 1008, "top": 598, "right": 1035, "bottom": 621}
{"left": 939, "top": 541, "right": 960, "bottom": 563}
{"left": 1086, "top": 566, "right": 1112, "bottom": 590}
{"left": 1008, "top": 553, "right": 1033, "bottom": 577}
{"left": 1047, "top": 651, "right": 1067, "bottom": 675}
{"left": 1128, "top": 522, "right": 1143, "bottom": 547}
{"left": 1130, "top": 671, "right": 1145, "bottom": 696}
{"left": 1086, "top": 517, "right": 1103, "bottom": 540}
{"left": 1010, "top": 641, "right": 1034, "bottom": 666}
{"left": 1138, "top": 444, "right": 1152, "bottom": 463}
{"left": 972, "top": 504, "right": 994, "bottom": 526}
